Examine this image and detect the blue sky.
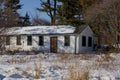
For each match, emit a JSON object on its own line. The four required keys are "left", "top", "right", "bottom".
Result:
{"left": 19, "top": 0, "right": 50, "bottom": 21}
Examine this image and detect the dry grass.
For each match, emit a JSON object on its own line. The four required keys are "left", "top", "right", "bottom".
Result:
{"left": 38, "top": 54, "right": 44, "bottom": 61}
{"left": 58, "top": 53, "right": 70, "bottom": 62}
{"left": 63, "top": 65, "right": 89, "bottom": 80}
{"left": 6, "top": 56, "right": 30, "bottom": 64}
{"left": 32, "top": 62, "right": 43, "bottom": 79}
{"left": 80, "top": 53, "right": 94, "bottom": 60}
{"left": 22, "top": 62, "right": 43, "bottom": 79}
{"left": 63, "top": 60, "right": 92, "bottom": 80}
{"left": 92, "top": 54, "right": 119, "bottom": 70}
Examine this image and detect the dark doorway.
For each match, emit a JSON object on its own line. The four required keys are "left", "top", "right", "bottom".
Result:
{"left": 50, "top": 37, "right": 57, "bottom": 53}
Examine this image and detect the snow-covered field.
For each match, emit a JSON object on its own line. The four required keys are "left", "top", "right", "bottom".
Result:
{"left": 0, "top": 52, "right": 120, "bottom": 80}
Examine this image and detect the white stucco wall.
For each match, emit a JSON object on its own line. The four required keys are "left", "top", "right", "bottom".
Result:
{"left": 5, "top": 35, "right": 76, "bottom": 53}
{"left": 5, "top": 26, "right": 93, "bottom": 53}
{"left": 78, "top": 26, "right": 94, "bottom": 53}
{"left": 57, "top": 36, "right": 75, "bottom": 53}
{"left": 76, "top": 35, "right": 80, "bottom": 53}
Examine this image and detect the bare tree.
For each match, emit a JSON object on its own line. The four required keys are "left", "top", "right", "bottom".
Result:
{"left": 85, "top": 0, "right": 120, "bottom": 50}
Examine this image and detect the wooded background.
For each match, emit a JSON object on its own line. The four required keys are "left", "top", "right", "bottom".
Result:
{"left": 0, "top": 0, "right": 120, "bottom": 52}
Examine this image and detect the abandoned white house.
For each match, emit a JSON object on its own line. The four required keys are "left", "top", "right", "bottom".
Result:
{"left": 1, "top": 25, "right": 94, "bottom": 53}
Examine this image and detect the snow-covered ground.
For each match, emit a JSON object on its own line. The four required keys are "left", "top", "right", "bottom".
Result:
{"left": 0, "top": 52, "right": 120, "bottom": 80}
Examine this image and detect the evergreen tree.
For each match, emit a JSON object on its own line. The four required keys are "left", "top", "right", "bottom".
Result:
{"left": 4, "top": 0, "right": 22, "bottom": 27}
{"left": 23, "top": 12, "right": 30, "bottom": 26}
{"left": 37, "top": 0, "right": 57, "bottom": 25}
{"left": 37, "top": 0, "right": 97, "bottom": 26}
{"left": 57, "top": 0, "right": 96, "bottom": 26}
{"left": 18, "top": 12, "right": 31, "bottom": 26}
{"left": 57, "top": 0, "right": 81, "bottom": 26}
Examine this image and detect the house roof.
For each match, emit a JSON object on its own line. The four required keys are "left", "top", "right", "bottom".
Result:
{"left": 0, "top": 25, "right": 89, "bottom": 35}
{"left": 74, "top": 25, "right": 88, "bottom": 34}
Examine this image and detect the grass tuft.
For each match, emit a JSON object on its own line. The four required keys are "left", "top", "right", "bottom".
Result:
{"left": 32, "top": 62, "right": 43, "bottom": 79}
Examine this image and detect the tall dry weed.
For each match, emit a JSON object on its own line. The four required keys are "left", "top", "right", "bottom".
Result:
{"left": 63, "top": 63, "right": 92, "bottom": 80}
{"left": 32, "top": 62, "right": 43, "bottom": 79}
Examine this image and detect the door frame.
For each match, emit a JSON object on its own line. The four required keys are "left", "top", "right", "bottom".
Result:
{"left": 50, "top": 37, "right": 57, "bottom": 53}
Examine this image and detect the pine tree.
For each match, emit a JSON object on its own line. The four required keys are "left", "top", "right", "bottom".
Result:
{"left": 57, "top": 0, "right": 96, "bottom": 26}
{"left": 57, "top": 0, "right": 82, "bottom": 26}
{"left": 23, "top": 12, "right": 30, "bottom": 26}
{"left": 37, "top": 0, "right": 57, "bottom": 25}
{"left": 37, "top": 0, "right": 99, "bottom": 26}
{"left": 4, "top": 0, "right": 22, "bottom": 27}
{"left": 18, "top": 12, "right": 31, "bottom": 26}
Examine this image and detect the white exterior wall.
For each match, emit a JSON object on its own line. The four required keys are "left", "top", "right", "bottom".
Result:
{"left": 57, "top": 36, "right": 75, "bottom": 53}
{"left": 5, "top": 36, "right": 50, "bottom": 52}
{"left": 76, "top": 35, "right": 80, "bottom": 53}
{"left": 5, "top": 35, "right": 76, "bottom": 53}
{"left": 5, "top": 26, "right": 93, "bottom": 53}
{"left": 78, "top": 27, "right": 94, "bottom": 53}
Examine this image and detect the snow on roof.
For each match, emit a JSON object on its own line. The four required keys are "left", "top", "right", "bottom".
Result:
{"left": 2, "top": 25, "right": 76, "bottom": 35}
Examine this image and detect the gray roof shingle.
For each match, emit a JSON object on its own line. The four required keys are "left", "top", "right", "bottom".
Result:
{"left": 74, "top": 25, "right": 88, "bottom": 34}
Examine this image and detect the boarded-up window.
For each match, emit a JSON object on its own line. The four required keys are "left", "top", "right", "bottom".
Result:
{"left": 64, "top": 36, "right": 70, "bottom": 46}
{"left": 6, "top": 36, "right": 10, "bottom": 45}
{"left": 39, "top": 36, "right": 44, "bottom": 46}
{"left": 82, "top": 36, "right": 86, "bottom": 47}
{"left": 88, "top": 37, "right": 92, "bottom": 47}
{"left": 27, "top": 36, "right": 32, "bottom": 45}
{"left": 17, "top": 36, "right": 21, "bottom": 45}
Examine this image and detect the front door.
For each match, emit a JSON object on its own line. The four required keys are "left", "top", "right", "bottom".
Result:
{"left": 50, "top": 37, "right": 57, "bottom": 53}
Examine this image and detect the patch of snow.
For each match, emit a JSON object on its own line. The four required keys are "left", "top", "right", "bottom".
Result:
{"left": 89, "top": 69, "right": 115, "bottom": 80}
{"left": 0, "top": 53, "right": 120, "bottom": 80}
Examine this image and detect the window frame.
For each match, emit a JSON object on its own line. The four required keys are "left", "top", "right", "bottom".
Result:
{"left": 39, "top": 36, "right": 44, "bottom": 46}
{"left": 82, "top": 36, "right": 86, "bottom": 47}
{"left": 27, "top": 36, "right": 32, "bottom": 45}
{"left": 64, "top": 35, "right": 70, "bottom": 46}
{"left": 88, "top": 37, "right": 92, "bottom": 47}
{"left": 16, "top": 36, "right": 21, "bottom": 45}
{"left": 6, "top": 36, "right": 10, "bottom": 45}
